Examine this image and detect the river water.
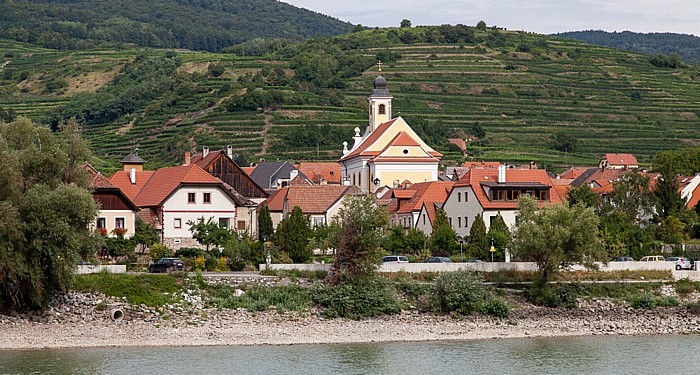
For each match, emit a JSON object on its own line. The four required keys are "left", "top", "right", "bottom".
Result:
{"left": 0, "top": 335, "right": 695, "bottom": 374}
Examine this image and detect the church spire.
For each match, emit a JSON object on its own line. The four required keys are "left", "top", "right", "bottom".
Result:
{"left": 368, "top": 62, "right": 392, "bottom": 132}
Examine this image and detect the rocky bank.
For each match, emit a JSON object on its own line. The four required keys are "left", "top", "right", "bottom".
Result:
{"left": 2, "top": 279, "right": 700, "bottom": 350}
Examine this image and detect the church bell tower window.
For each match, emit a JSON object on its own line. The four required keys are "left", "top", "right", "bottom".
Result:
{"left": 378, "top": 104, "right": 386, "bottom": 115}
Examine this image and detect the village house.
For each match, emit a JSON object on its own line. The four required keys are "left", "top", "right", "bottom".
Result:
{"left": 382, "top": 181, "right": 455, "bottom": 235}
{"left": 249, "top": 161, "right": 312, "bottom": 191}
{"left": 678, "top": 175, "right": 700, "bottom": 209}
{"left": 188, "top": 146, "right": 268, "bottom": 238}
{"left": 295, "top": 162, "right": 342, "bottom": 185}
{"left": 339, "top": 73, "right": 442, "bottom": 193}
{"left": 265, "top": 185, "right": 361, "bottom": 230}
{"left": 84, "top": 164, "right": 138, "bottom": 239}
{"left": 443, "top": 165, "right": 563, "bottom": 240}
{"left": 599, "top": 153, "right": 639, "bottom": 170}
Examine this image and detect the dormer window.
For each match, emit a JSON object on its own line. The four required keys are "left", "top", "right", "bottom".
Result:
{"left": 378, "top": 104, "right": 386, "bottom": 115}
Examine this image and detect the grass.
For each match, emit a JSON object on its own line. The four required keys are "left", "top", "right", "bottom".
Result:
{"left": 72, "top": 271, "right": 184, "bottom": 307}
{"left": 203, "top": 284, "right": 313, "bottom": 313}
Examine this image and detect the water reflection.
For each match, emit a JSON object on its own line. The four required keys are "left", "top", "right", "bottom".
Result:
{"left": 0, "top": 335, "right": 695, "bottom": 375}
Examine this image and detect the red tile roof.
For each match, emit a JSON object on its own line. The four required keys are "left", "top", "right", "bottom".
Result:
{"left": 393, "top": 190, "right": 416, "bottom": 199}
{"left": 266, "top": 187, "right": 288, "bottom": 212}
{"left": 132, "top": 165, "right": 222, "bottom": 207}
{"left": 463, "top": 161, "right": 502, "bottom": 170}
{"left": 602, "top": 153, "right": 638, "bottom": 167}
{"left": 455, "top": 168, "right": 562, "bottom": 209}
{"left": 340, "top": 119, "right": 398, "bottom": 160}
{"left": 558, "top": 167, "right": 591, "bottom": 180}
{"left": 108, "top": 170, "right": 155, "bottom": 201}
{"left": 242, "top": 166, "right": 255, "bottom": 175}
{"left": 285, "top": 185, "right": 360, "bottom": 214}
{"left": 392, "top": 181, "right": 455, "bottom": 214}
{"left": 688, "top": 185, "right": 700, "bottom": 209}
{"left": 295, "top": 162, "right": 342, "bottom": 184}
{"left": 390, "top": 131, "right": 421, "bottom": 147}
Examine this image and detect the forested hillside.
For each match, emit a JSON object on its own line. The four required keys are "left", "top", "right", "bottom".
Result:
{"left": 0, "top": 0, "right": 353, "bottom": 51}
{"left": 556, "top": 30, "right": 700, "bottom": 64}
{"left": 2, "top": 24, "right": 700, "bottom": 173}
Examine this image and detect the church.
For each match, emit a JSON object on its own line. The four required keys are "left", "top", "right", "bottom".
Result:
{"left": 339, "top": 70, "right": 442, "bottom": 193}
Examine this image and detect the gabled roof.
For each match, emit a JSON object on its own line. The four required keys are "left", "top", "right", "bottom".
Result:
{"left": 340, "top": 117, "right": 442, "bottom": 161}
{"left": 602, "top": 153, "right": 638, "bottom": 166}
{"left": 558, "top": 167, "right": 592, "bottom": 180}
{"left": 108, "top": 170, "right": 155, "bottom": 201}
{"left": 191, "top": 150, "right": 268, "bottom": 198}
{"left": 420, "top": 201, "right": 444, "bottom": 227}
{"left": 296, "top": 162, "right": 342, "bottom": 184}
{"left": 120, "top": 151, "right": 146, "bottom": 164}
{"left": 266, "top": 187, "right": 289, "bottom": 212}
{"left": 392, "top": 181, "right": 455, "bottom": 215}
{"left": 454, "top": 168, "right": 562, "bottom": 209}
{"left": 132, "top": 164, "right": 224, "bottom": 207}
{"left": 688, "top": 184, "right": 700, "bottom": 209}
{"left": 249, "top": 161, "right": 310, "bottom": 189}
{"left": 570, "top": 167, "right": 601, "bottom": 188}
{"left": 285, "top": 185, "right": 361, "bottom": 214}
{"left": 85, "top": 164, "right": 139, "bottom": 212}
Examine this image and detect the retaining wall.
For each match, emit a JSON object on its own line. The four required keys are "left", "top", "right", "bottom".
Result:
{"left": 75, "top": 265, "right": 127, "bottom": 274}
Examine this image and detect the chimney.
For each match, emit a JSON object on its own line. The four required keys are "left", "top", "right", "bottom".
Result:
{"left": 129, "top": 168, "right": 136, "bottom": 185}
{"left": 498, "top": 165, "right": 506, "bottom": 183}
{"left": 184, "top": 151, "right": 191, "bottom": 166}
{"left": 393, "top": 180, "right": 400, "bottom": 188}
{"left": 226, "top": 145, "right": 233, "bottom": 159}
{"left": 202, "top": 146, "right": 209, "bottom": 158}
{"left": 530, "top": 161, "right": 536, "bottom": 170}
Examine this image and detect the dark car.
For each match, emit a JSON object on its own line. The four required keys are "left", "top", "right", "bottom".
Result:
{"left": 148, "top": 258, "right": 185, "bottom": 273}
{"left": 611, "top": 256, "right": 634, "bottom": 262}
{"left": 425, "top": 257, "right": 452, "bottom": 263}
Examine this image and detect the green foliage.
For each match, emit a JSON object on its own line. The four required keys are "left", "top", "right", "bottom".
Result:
{"left": 274, "top": 206, "right": 312, "bottom": 263}
{"left": 221, "top": 38, "right": 290, "bottom": 56}
{"left": 400, "top": 19, "right": 412, "bottom": 28}
{"left": 513, "top": 195, "right": 606, "bottom": 282}
{"left": 429, "top": 270, "right": 508, "bottom": 317}
{"left": 476, "top": 21, "right": 487, "bottom": 30}
{"left": 205, "top": 284, "right": 312, "bottom": 312}
{"left": 652, "top": 148, "right": 700, "bottom": 176}
{"left": 648, "top": 53, "right": 684, "bottom": 69}
{"left": 0, "top": 117, "right": 101, "bottom": 309}
{"left": 552, "top": 133, "right": 578, "bottom": 153}
{"left": 654, "top": 168, "right": 685, "bottom": 219}
{"left": 149, "top": 244, "right": 173, "bottom": 260}
{"left": 257, "top": 204, "right": 274, "bottom": 242}
{"left": 312, "top": 279, "right": 402, "bottom": 319}
{"left": 567, "top": 185, "right": 600, "bottom": 208}
{"left": 467, "top": 215, "right": 489, "bottom": 259}
{"left": 383, "top": 225, "right": 408, "bottom": 254}
{"left": 223, "top": 234, "right": 264, "bottom": 271}
{"left": 627, "top": 291, "right": 678, "bottom": 309}
{"left": 187, "top": 217, "right": 232, "bottom": 252}
{"left": 0, "top": 0, "right": 352, "bottom": 52}
{"left": 132, "top": 219, "right": 159, "bottom": 253}
{"left": 528, "top": 283, "right": 584, "bottom": 308}
{"left": 325, "top": 195, "right": 389, "bottom": 285}
{"left": 488, "top": 213, "right": 510, "bottom": 262}
{"left": 73, "top": 273, "right": 183, "bottom": 307}
{"left": 207, "top": 63, "right": 225, "bottom": 77}
{"left": 599, "top": 170, "right": 654, "bottom": 225}
{"left": 430, "top": 208, "right": 457, "bottom": 254}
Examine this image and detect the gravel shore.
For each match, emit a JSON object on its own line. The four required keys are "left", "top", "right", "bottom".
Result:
{"left": 2, "top": 290, "right": 700, "bottom": 350}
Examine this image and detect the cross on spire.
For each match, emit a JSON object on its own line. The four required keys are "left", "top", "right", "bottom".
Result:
{"left": 377, "top": 60, "right": 383, "bottom": 72}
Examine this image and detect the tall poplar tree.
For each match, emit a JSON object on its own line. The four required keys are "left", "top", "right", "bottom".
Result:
{"left": 257, "top": 204, "right": 274, "bottom": 242}
{"left": 430, "top": 208, "right": 457, "bottom": 255}
{"left": 467, "top": 215, "right": 488, "bottom": 260}
{"left": 274, "top": 206, "right": 312, "bottom": 263}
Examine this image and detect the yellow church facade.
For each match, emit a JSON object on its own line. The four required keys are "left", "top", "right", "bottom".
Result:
{"left": 339, "top": 74, "right": 442, "bottom": 193}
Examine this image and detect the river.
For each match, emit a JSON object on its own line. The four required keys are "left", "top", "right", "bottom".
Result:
{"left": 0, "top": 335, "right": 694, "bottom": 374}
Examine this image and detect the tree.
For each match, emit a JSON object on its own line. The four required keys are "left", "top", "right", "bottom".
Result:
{"left": 476, "top": 20, "right": 487, "bottom": 30}
{"left": 487, "top": 213, "right": 510, "bottom": 261}
{"left": 405, "top": 228, "right": 429, "bottom": 254}
{"left": 383, "top": 225, "right": 407, "bottom": 254}
{"left": 552, "top": 133, "right": 578, "bottom": 153}
{"left": 600, "top": 170, "right": 654, "bottom": 224}
{"left": 325, "top": 195, "right": 389, "bottom": 286}
{"left": 131, "top": 218, "right": 159, "bottom": 253}
{"left": 654, "top": 167, "right": 685, "bottom": 219}
{"left": 274, "top": 206, "right": 312, "bottom": 263}
{"left": 0, "top": 117, "right": 101, "bottom": 309}
{"left": 430, "top": 208, "right": 457, "bottom": 255}
{"left": 512, "top": 195, "right": 605, "bottom": 283}
{"left": 400, "top": 19, "right": 412, "bottom": 28}
{"left": 187, "top": 217, "right": 232, "bottom": 252}
{"left": 467, "top": 215, "right": 488, "bottom": 259}
{"left": 258, "top": 204, "right": 274, "bottom": 242}
{"left": 567, "top": 185, "right": 599, "bottom": 208}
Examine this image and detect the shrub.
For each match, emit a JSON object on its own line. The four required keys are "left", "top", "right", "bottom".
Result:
{"left": 528, "top": 283, "right": 585, "bottom": 308}
{"left": 73, "top": 273, "right": 182, "bottom": 307}
{"left": 482, "top": 298, "right": 510, "bottom": 318}
{"left": 312, "top": 279, "right": 402, "bottom": 319}
{"left": 430, "top": 270, "right": 486, "bottom": 315}
{"left": 193, "top": 256, "right": 206, "bottom": 271}
{"left": 175, "top": 247, "right": 204, "bottom": 258}
{"left": 149, "top": 243, "right": 173, "bottom": 260}
{"left": 204, "top": 284, "right": 312, "bottom": 312}
{"left": 628, "top": 291, "right": 658, "bottom": 309}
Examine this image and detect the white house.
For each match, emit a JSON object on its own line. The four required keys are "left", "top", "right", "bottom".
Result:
{"left": 443, "top": 165, "right": 563, "bottom": 240}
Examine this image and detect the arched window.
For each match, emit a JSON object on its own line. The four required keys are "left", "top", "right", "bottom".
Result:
{"left": 378, "top": 104, "right": 386, "bottom": 115}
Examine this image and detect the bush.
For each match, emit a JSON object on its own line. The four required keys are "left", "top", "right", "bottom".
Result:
{"left": 149, "top": 244, "right": 173, "bottom": 260}
{"left": 312, "top": 279, "right": 402, "bottom": 319}
{"left": 528, "top": 283, "right": 585, "bottom": 308}
{"left": 482, "top": 298, "right": 510, "bottom": 318}
{"left": 430, "top": 271, "right": 484, "bottom": 315}
{"left": 627, "top": 292, "right": 678, "bottom": 309}
{"left": 175, "top": 247, "right": 204, "bottom": 258}
{"left": 204, "top": 284, "right": 312, "bottom": 312}
{"left": 73, "top": 273, "right": 183, "bottom": 307}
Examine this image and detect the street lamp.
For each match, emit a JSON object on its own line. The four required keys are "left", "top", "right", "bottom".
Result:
{"left": 373, "top": 177, "right": 380, "bottom": 186}
{"left": 490, "top": 237, "right": 495, "bottom": 263}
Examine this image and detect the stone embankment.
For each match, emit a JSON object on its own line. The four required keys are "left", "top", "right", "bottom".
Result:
{"left": 2, "top": 280, "right": 700, "bottom": 350}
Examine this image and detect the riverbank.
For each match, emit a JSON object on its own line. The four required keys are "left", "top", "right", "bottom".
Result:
{"left": 2, "top": 291, "right": 700, "bottom": 350}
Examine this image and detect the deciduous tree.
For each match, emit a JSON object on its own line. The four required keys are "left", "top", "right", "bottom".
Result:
{"left": 430, "top": 208, "right": 457, "bottom": 255}
{"left": 274, "top": 206, "right": 312, "bottom": 263}
{"left": 187, "top": 217, "right": 232, "bottom": 252}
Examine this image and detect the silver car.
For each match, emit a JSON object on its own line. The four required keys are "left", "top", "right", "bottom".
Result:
{"left": 666, "top": 257, "right": 692, "bottom": 270}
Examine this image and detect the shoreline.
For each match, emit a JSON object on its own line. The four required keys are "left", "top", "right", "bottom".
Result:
{"left": 3, "top": 304, "right": 700, "bottom": 350}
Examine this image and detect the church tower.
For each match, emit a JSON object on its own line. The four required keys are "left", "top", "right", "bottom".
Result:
{"left": 368, "top": 67, "right": 392, "bottom": 132}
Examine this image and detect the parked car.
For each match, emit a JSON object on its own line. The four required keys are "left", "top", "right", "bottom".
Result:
{"left": 639, "top": 255, "right": 665, "bottom": 262}
{"left": 464, "top": 259, "right": 484, "bottom": 263}
{"left": 383, "top": 255, "right": 409, "bottom": 263}
{"left": 666, "top": 256, "right": 692, "bottom": 270}
{"left": 148, "top": 258, "right": 185, "bottom": 273}
{"left": 611, "top": 256, "right": 634, "bottom": 262}
{"left": 425, "top": 257, "right": 452, "bottom": 263}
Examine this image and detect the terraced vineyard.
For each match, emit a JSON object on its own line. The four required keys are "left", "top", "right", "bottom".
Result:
{"left": 2, "top": 27, "right": 700, "bottom": 171}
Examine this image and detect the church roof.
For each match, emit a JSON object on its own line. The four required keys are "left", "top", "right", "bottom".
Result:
{"left": 340, "top": 118, "right": 442, "bottom": 162}
{"left": 369, "top": 75, "right": 391, "bottom": 97}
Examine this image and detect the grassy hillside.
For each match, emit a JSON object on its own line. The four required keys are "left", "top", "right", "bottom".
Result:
{"left": 0, "top": 0, "right": 352, "bottom": 52}
{"left": 556, "top": 31, "right": 700, "bottom": 65}
{"left": 2, "top": 25, "right": 700, "bottom": 173}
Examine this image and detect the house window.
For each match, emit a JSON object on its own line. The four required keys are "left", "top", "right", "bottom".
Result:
{"left": 312, "top": 217, "right": 325, "bottom": 227}
{"left": 219, "top": 218, "right": 230, "bottom": 229}
{"left": 187, "top": 192, "right": 196, "bottom": 204}
{"left": 174, "top": 218, "right": 182, "bottom": 229}
{"left": 203, "top": 192, "right": 211, "bottom": 204}
{"left": 237, "top": 220, "right": 246, "bottom": 230}
{"left": 449, "top": 217, "right": 452, "bottom": 226}
{"left": 423, "top": 214, "right": 426, "bottom": 225}
{"left": 96, "top": 217, "right": 106, "bottom": 229}
{"left": 115, "top": 217, "right": 125, "bottom": 229}
{"left": 465, "top": 217, "right": 469, "bottom": 229}
{"left": 490, "top": 216, "right": 496, "bottom": 226}
{"left": 458, "top": 192, "right": 461, "bottom": 202}
{"left": 458, "top": 217, "right": 462, "bottom": 228}
{"left": 378, "top": 104, "right": 386, "bottom": 115}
